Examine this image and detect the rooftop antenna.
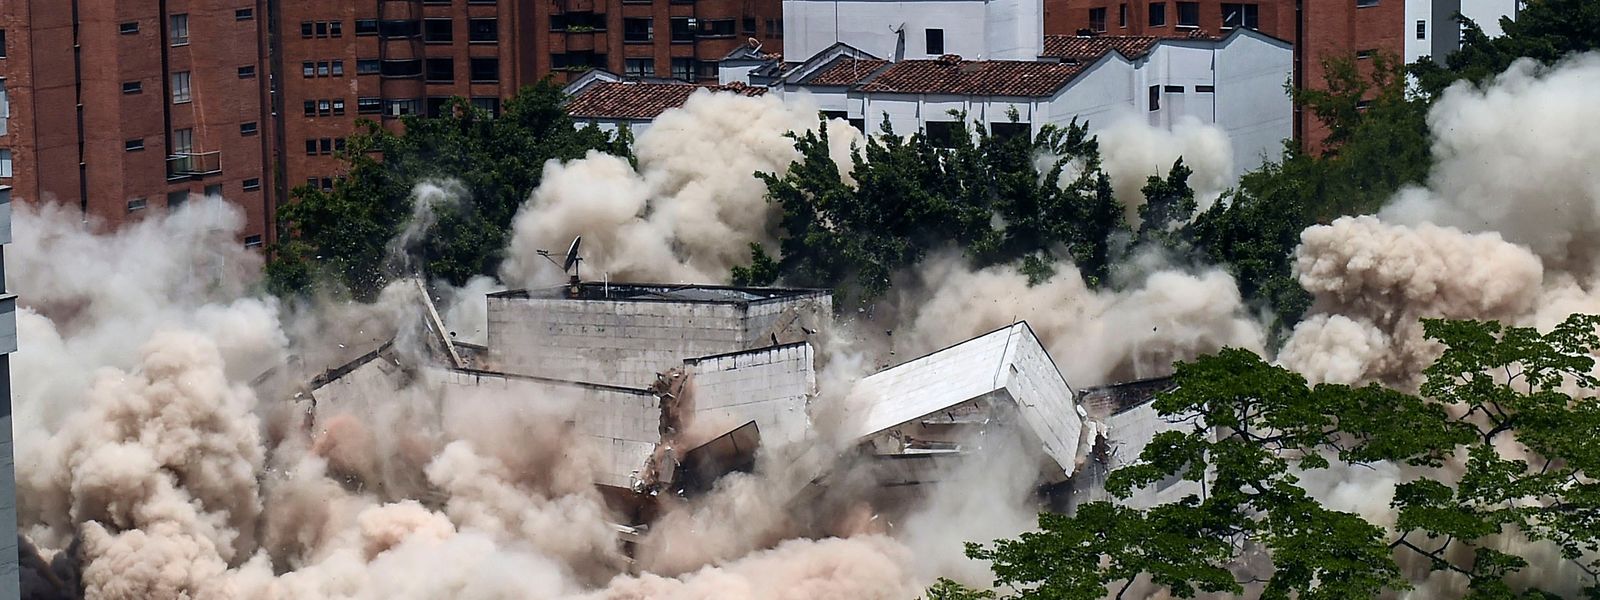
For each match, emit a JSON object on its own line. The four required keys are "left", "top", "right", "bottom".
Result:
{"left": 537, "top": 235, "right": 584, "bottom": 298}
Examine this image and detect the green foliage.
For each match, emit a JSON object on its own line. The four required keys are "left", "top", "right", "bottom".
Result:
{"left": 267, "top": 81, "right": 628, "bottom": 300}
{"left": 922, "top": 578, "right": 997, "bottom": 600}
{"left": 966, "top": 314, "right": 1600, "bottom": 598}
{"left": 730, "top": 243, "right": 780, "bottom": 287}
{"left": 1411, "top": 0, "right": 1600, "bottom": 94}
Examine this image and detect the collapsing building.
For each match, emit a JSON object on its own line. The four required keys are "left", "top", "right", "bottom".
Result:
{"left": 303, "top": 279, "right": 1184, "bottom": 545}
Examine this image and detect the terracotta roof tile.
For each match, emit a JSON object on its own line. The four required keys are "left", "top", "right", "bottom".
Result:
{"left": 1040, "top": 31, "right": 1220, "bottom": 62}
{"left": 565, "top": 82, "right": 766, "bottom": 120}
{"left": 855, "top": 58, "right": 1087, "bottom": 97}
{"left": 801, "top": 56, "right": 890, "bottom": 86}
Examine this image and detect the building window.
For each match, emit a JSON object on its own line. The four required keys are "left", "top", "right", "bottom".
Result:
{"left": 0, "top": 80, "right": 7, "bottom": 135}
{"left": 303, "top": 100, "right": 315, "bottom": 117}
{"left": 0, "top": 149, "right": 9, "bottom": 177}
{"left": 240, "top": 122, "right": 258, "bottom": 136}
{"left": 427, "top": 96, "right": 451, "bottom": 117}
{"left": 171, "top": 71, "right": 191, "bottom": 103}
{"left": 170, "top": 14, "right": 189, "bottom": 45}
{"left": 357, "top": 60, "right": 380, "bottom": 75}
{"left": 1356, "top": 99, "right": 1373, "bottom": 110}
{"left": 173, "top": 128, "right": 193, "bottom": 155}
{"left": 1148, "top": 85, "right": 1160, "bottom": 111}
{"left": 385, "top": 98, "right": 420, "bottom": 117}
{"left": 302, "top": 22, "right": 314, "bottom": 37}
{"left": 238, "top": 65, "right": 256, "bottom": 79}
{"left": 244, "top": 234, "right": 263, "bottom": 249}
{"left": 358, "top": 97, "right": 382, "bottom": 114}
{"left": 305, "top": 139, "right": 317, "bottom": 155}
{"left": 990, "top": 121, "right": 1030, "bottom": 141}
{"left": 426, "top": 58, "right": 454, "bottom": 82}
{"left": 926, "top": 29, "right": 945, "bottom": 54}
{"left": 1176, "top": 2, "right": 1199, "bottom": 27}
{"left": 330, "top": 22, "right": 343, "bottom": 36}
{"left": 236, "top": 8, "right": 254, "bottom": 21}
{"left": 625, "top": 57, "right": 655, "bottom": 76}
{"left": 1149, "top": 2, "right": 1167, "bottom": 26}
{"left": 1165, "top": 84, "right": 1183, "bottom": 92}
{"left": 670, "top": 18, "right": 695, "bottom": 42}
{"left": 120, "top": 22, "right": 140, "bottom": 34}
{"left": 470, "top": 58, "right": 499, "bottom": 82}
{"left": 468, "top": 19, "right": 497, "bottom": 42}
{"left": 379, "top": 19, "right": 422, "bottom": 38}
{"left": 243, "top": 178, "right": 261, "bottom": 191}
{"left": 381, "top": 59, "right": 422, "bottom": 78}
{"left": 317, "top": 61, "right": 330, "bottom": 77}
{"left": 318, "top": 99, "right": 332, "bottom": 116}
{"left": 303, "top": 62, "right": 315, "bottom": 77}
{"left": 1119, "top": 3, "right": 1129, "bottom": 27}
{"left": 1357, "top": 0, "right": 1379, "bottom": 6}
{"left": 424, "top": 19, "right": 453, "bottom": 43}
{"left": 167, "top": 190, "right": 189, "bottom": 207}
{"left": 127, "top": 198, "right": 147, "bottom": 212}
{"left": 1416, "top": 20, "right": 1427, "bottom": 39}
{"left": 700, "top": 19, "right": 735, "bottom": 37}
{"left": 1089, "top": 8, "right": 1108, "bottom": 32}
{"left": 204, "top": 183, "right": 222, "bottom": 197}
{"left": 125, "top": 139, "right": 145, "bottom": 152}
{"left": 744, "top": 18, "right": 757, "bottom": 35}
{"left": 671, "top": 57, "right": 694, "bottom": 81}
{"left": 332, "top": 60, "right": 344, "bottom": 76}
{"left": 333, "top": 99, "right": 345, "bottom": 115}
{"left": 471, "top": 97, "right": 500, "bottom": 116}
{"left": 1222, "top": 3, "right": 1258, "bottom": 29}
{"left": 355, "top": 19, "right": 379, "bottom": 35}
{"left": 696, "top": 61, "right": 719, "bottom": 80}
{"left": 1195, "top": 84, "right": 1214, "bottom": 92}
{"left": 924, "top": 121, "right": 959, "bottom": 148}
{"left": 1356, "top": 49, "right": 1376, "bottom": 59}
{"left": 123, "top": 81, "right": 143, "bottom": 94}
{"left": 624, "top": 18, "right": 653, "bottom": 43}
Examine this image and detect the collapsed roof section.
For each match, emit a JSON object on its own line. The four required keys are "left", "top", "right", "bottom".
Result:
{"left": 843, "top": 322, "right": 1086, "bottom": 484}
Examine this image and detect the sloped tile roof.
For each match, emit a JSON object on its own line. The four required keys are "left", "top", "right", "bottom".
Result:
{"left": 855, "top": 57, "right": 1087, "bottom": 97}
{"left": 801, "top": 56, "right": 890, "bottom": 86}
{"left": 1040, "top": 31, "right": 1220, "bottom": 62}
{"left": 565, "top": 82, "right": 767, "bottom": 120}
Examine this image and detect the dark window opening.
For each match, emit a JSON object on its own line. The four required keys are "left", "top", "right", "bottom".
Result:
{"left": 990, "top": 121, "right": 1030, "bottom": 142}
{"left": 240, "top": 122, "right": 258, "bottom": 136}
{"left": 624, "top": 18, "right": 653, "bottom": 42}
{"left": 470, "top": 57, "right": 499, "bottom": 82}
{"left": 357, "top": 60, "right": 380, "bottom": 75}
{"left": 743, "top": 18, "right": 757, "bottom": 35}
{"left": 244, "top": 235, "right": 263, "bottom": 248}
{"left": 1089, "top": 8, "right": 1107, "bottom": 32}
{"left": 625, "top": 57, "right": 655, "bottom": 76}
{"left": 1357, "top": 0, "right": 1379, "bottom": 7}
{"left": 427, "top": 97, "right": 451, "bottom": 118}
{"left": 120, "top": 22, "right": 140, "bottom": 34}
{"left": 1176, "top": 2, "right": 1199, "bottom": 27}
{"left": 699, "top": 19, "right": 736, "bottom": 37}
{"left": 236, "top": 8, "right": 254, "bottom": 21}
{"left": 1148, "top": 85, "right": 1160, "bottom": 111}
{"left": 243, "top": 178, "right": 261, "bottom": 191}
{"left": 378, "top": 19, "right": 421, "bottom": 38}
{"left": 696, "top": 60, "right": 719, "bottom": 79}
{"left": 381, "top": 59, "right": 423, "bottom": 78}
{"left": 926, "top": 28, "right": 944, "bottom": 54}
{"left": 355, "top": 19, "right": 379, "bottom": 35}
{"left": 471, "top": 97, "right": 501, "bottom": 116}
{"left": 424, "top": 19, "right": 453, "bottom": 43}
{"left": 1195, "top": 84, "right": 1214, "bottom": 92}
{"left": 1119, "top": 3, "right": 1128, "bottom": 27}
{"left": 670, "top": 18, "right": 695, "bottom": 42}
{"left": 1222, "top": 3, "right": 1259, "bottom": 29}
{"left": 1416, "top": 20, "right": 1427, "bottom": 39}
{"left": 238, "top": 65, "right": 255, "bottom": 78}
{"left": 425, "top": 58, "right": 455, "bottom": 82}
{"left": 122, "top": 81, "right": 143, "bottom": 94}
{"left": 671, "top": 57, "right": 694, "bottom": 81}
{"left": 469, "top": 19, "right": 498, "bottom": 42}
{"left": 924, "top": 121, "right": 960, "bottom": 148}
{"left": 1164, "top": 84, "right": 1184, "bottom": 92}
{"left": 358, "top": 97, "right": 383, "bottom": 114}
{"left": 125, "top": 139, "right": 145, "bottom": 152}
{"left": 1149, "top": 2, "right": 1167, "bottom": 26}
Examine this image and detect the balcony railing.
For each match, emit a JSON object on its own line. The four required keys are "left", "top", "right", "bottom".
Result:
{"left": 167, "top": 151, "right": 222, "bottom": 179}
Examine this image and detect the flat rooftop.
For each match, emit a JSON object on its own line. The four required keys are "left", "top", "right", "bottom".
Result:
{"left": 490, "top": 282, "right": 829, "bottom": 305}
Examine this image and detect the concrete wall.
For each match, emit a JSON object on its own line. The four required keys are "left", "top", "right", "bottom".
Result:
{"left": 1213, "top": 32, "right": 1294, "bottom": 177}
{"left": 783, "top": 0, "right": 1043, "bottom": 61}
{"left": 1406, "top": 0, "right": 1519, "bottom": 64}
{"left": 685, "top": 343, "right": 815, "bottom": 446}
{"left": 0, "top": 184, "right": 14, "bottom": 598}
{"left": 999, "top": 323, "right": 1083, "bottom": 481}
{"left": 1100, "top": 403, "right": 1204, "bottom": 509}
{"left": 487, "top": 293, "right": 829, "bottom": 388}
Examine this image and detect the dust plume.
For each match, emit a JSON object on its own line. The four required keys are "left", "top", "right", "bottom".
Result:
{"left": 1097, "top": 113, "right": 1235, "bottom": 219}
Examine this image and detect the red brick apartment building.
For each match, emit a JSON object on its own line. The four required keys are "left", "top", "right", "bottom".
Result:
{"left": 532, "top": 0, "right": 784, "bottom": 83}
{"left": 0, "top": 0, "right": 273, "bottom": 246}
{"left": 1045, "top": 0, "right": 1407, "bottom": 148}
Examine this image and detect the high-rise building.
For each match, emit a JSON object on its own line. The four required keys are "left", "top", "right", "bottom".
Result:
{"left": 537, "top": 0, "right": 785, "bottom": 84}
{"left": 0, "top": 0, "right": 273, "bottom": 246}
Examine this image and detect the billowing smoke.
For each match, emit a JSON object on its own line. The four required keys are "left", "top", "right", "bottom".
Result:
{"left": 500, "top": 91, "right": 863, "bottom": 287}
{"left": 1096, "top": 113, "right": 1236, "bottom": 218}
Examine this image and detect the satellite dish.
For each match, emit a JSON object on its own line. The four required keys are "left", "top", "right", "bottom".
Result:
{"left": 562, "top": 236, "right": 583, "bottom": 273}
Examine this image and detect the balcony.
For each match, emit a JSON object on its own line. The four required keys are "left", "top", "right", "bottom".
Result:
{"left": 166, "top": 151, "right": 222, "bottom": 179}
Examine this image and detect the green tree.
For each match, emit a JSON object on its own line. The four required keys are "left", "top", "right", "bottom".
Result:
{"left": 956, "top": 314, "right": 1600, "bottom": 599}
{"left": 1411, "top": 0, "right": 1600, "bottom": 95}
{"left": 268, "top": 81, "right": 629, "bottom": 299}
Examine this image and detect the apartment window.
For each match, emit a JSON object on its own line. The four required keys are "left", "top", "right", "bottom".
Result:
{"left": 0, "top": 80, "right": 6, "bottom": 135}
{"left": 302, "top": 22, "right": 314, "bottom": 37}
{"left": 1176, "top": 2, "right": 1199, "bottom": 27}
{"left": 125, "top": 139, "right": 145, "bottom": 152}
{"left": 744, "top": 18, "right": 757, "bottom": 35}
{"left": 990, "top": 121, "right": 1030, "bottom": 141}
{"left": 1119, "top": 4, "right": 1128, "bottom": 27}
{"left": 924, "top": 121, "right": 959, "bottom": 148}
{"left": 471, "top": 97, "right": 500, "bottom": 116}
{"left": 670, "top": 18, "right": 695, "bottom": 42}
{"left": 236, "top": 8, "right": 254, "bottom": 21}
{"left": 926, "top": 28, "right": 945, "bottom": 55}
{"left": 624, "top": 18, "right": 653, "bottom": 42}
{"left": 305, "top": 139, "right": 317, "bottom": 155}
{"left": 238, "top": 65, "right": 256, "bottom": 79}
{"left": 1148, "top": 85, "right": 1160, "bottom": 111}
{"left": 303, "top": 100, "right": 315, "bottom": 117}
{"left": 700, "top": 19, "right": 735, "bottom": 37}
{"left": 320, "top": 138, "right": 334, "bottom": 154}
{"left": 1089, "top": 8, "right": 1107, "bottom": 32}
{"left": 358, "top": 97, "right": 382, "bottom": 114}
{"left": 330, "top": 22, "right": 343, "bottom": 36}
{"left": 240, "top": 122, "right": 258, "bottom": 136}
{"left": 120, "top": 22, "right": 140, "bottom": 34}
{"left": 1357, "top": 0, "right": 1379, "bottom": 6}
{"left": 123, "top": 81, "right": 143, "bottom": 94}
{"left": 355, "top": 19, "right": 379, "bottom": 35}
{"left": 1356, "top": 48, "right": 1376, "bottom": 59}
{"left": 166, "top": 190, "right": 189, "bottom": 207}
{"left": 1356, "top": 99, "right": 1373, "bottom": 110}
{"left": 317, "top": 61, "right": 331, "bottom": 77}
{"left": 171, "top": 71, "right": 191, "bottom": 103}
{"left": 426, "top": 96, "right": 451, "bottom": 118}
{"left": 316, "top": 22, "right": 329, "bottom": 37}
{"left": 381, "top": 59, "right": 422, "bottom": 78}
{"left": 625, "top": 57, "right": 655, "bottom": 76}
{"left": 671, "top": 57, "right": 694, "bottom": 81}
{"left": 357, "top": 60, "right": 380, "bottom": 75}
{"left": 318, "top": 99, "right": 332, "bottom": 116}
{"left": 204, "top": 183, "right": 222, "bottom": 197}
{"left": 1149, "top": 2, "right": 1167, "bottom": 26}
{"left": 244, "top": 235, "right": 263, "bottom": 249}
{"left": 302, "top": 62, "right": 315, "bottom": 77}
{"left": 173, "top": 128, "right": 193, "bottom": 155}
{"left": 424, "top": 0, "right": 451, "bottom": 4}
{"left": 332, "top": 60, "right": 344, "bottom": 76}
{"left": 469, "top": 19, "right": 497, "bottom": 42}
{"left": 424, "top": 19, "right": 453, "bottom": 43}
{"left": 426, "top": 58, "right": 454, "bottom": 82}
{"left": 469, "top": 58, "right": 499, "bottom": 82}
{"left": 333, "top": 99, "right": 345, "bottom": 115}
{"left": 170, "top": 14, "right": 189, "bottom": 45}
{"left": 320, "top": 178, "right": 334, "bottom": 190}
{"left": 1222, "top": 3, "right": 1259, "bottom": 29}
{"left": 0, "top": 149, "right": 9, "bottom": 178}
{"left": 243, "top": 178, "right": 261, "bottom": 191}
{"left": 696, "top": 61, "right": 719, "bottom": 79}
{"left": 1195, "top": 84, "right": 1214, "bottom": 92}
{"left": 127, "top": 198, "right": 147, "bottom": 212}
{"left": 1165, "top": 84, "right": 1183, "bottom": 93}
{"left": 384, "top": 98, "right": 420, "bottom": 117}
{"left": 1416, "top": 20, "right": 1427, "bottom": 39}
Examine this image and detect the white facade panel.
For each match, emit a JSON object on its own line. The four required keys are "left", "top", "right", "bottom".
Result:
{"left": 783, "top": 0, "right": 1043, "bottom": 62}
{"left": 1213, "top": 32, "right": 1294, "bottom": 178}
{"left": 686, "top": 343, "right": 816, "bottom": 446}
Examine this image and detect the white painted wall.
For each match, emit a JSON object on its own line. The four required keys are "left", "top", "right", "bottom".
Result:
{"left": 1212, "top": 32, "right": 1294, "bottom": 177}
{"left": 1405, "top": 0, "right": 1520, "bottom": 64}
{"left": 783, "top": 0, "right": 1043, "bottom": 61}
{"left": 686, "top": 343, "right": 816, "bottom": 446}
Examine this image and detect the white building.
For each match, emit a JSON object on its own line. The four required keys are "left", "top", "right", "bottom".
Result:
{"left": 774, "top": 29, "right": 1293, "bottom": 179}
{"left": 1405, "top": 0, "right": 1523, "bottom": 64}
{"left": 0, "top": 186, "right": 16, "bottom": 596}
{"left": 782, "top": 0, "right": 1044, "bottom": 62}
